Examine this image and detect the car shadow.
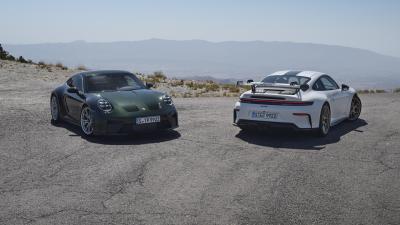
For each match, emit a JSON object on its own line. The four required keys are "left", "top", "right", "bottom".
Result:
{"left": 51, "top": 121, "right": 181, "bottom": 145}
{"left": 235, "top": 119, "right": 368, "bottom": 150}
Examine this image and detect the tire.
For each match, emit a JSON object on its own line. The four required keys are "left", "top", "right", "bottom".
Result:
{"left": 348, "top": 95, "right": 362, "bottom": 121}
{"left": 50, "top": 95, "right": 61, "bottom": 123}
{"left": 317, "top": 103, "right": 331, "bottom": 137}
{"left": 80, "top": 106, "right": 94, "bottom": 136}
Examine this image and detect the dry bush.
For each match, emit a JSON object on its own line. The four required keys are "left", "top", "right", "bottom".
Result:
{"left": 56, "top": 62, "right": 68, "bottom": 70}
{"left": 205, "top": 83, "right": 220, "bottom": 92}
{"left": 77, "top": 65, "right": 87, "bottom": 70}
{"left": 357, "top": 89, "right": 372, "bottom": 94}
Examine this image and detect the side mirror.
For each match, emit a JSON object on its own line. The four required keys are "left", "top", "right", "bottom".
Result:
{"left": 300, "top": 84, "right": 309, "bottom": 91}
{"left": 146, "top": 82, "right": 154, "bottom": 89}
{"left": 341, "top": 84, "right": 349, "bottom": 91}
{"left": 247, "top": 79, "right": 254, "bottom": 83}
{"left": 67, "top": 87, "right": 79, "bottom": 93}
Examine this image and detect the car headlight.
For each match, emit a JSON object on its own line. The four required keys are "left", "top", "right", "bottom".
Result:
{"left": 160, "top": 95, "right": 173, "bottom": 105}
{"left": 97, "top": 98, "right": 113, "bottom": 113}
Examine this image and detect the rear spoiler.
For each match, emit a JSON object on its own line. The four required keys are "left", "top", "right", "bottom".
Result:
{"left": 251, "top": 83, "right": 309, "bottom": 93}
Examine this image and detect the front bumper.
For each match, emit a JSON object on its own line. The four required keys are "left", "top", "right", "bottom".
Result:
{"left": 92, "top": 109, "right": 178, "bottom": 135}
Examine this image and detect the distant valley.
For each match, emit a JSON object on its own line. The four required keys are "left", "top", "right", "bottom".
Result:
{"left": 5, "top": 39, "right": 400, "bottom": 88}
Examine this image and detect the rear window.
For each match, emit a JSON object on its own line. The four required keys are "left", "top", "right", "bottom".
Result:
{"left": 262, "top": 75, "right": 310, "bottom": 85}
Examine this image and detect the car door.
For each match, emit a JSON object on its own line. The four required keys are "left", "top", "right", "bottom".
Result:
{"left": 64, "top": 74, "right": 85, "bottom": 121}
{"left": 319, "top": 76, "right": 349, "bottom": 121}
{"left": 325, "top": 76, "right": 351, "bottom": 118}
{"left": 313, "top": 76, "right": 341, "bottom": 122}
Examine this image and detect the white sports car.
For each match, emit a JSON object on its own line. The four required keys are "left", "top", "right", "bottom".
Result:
{"left": 233, "top": 70, "right": 362, "bottom": 136}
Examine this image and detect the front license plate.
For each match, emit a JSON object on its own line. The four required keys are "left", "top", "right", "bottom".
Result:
{"left": 136, "top": 116, "right": 161, "bottom": 124}
{"left": 251, "top": 111, "right": 278, "bottom": 120}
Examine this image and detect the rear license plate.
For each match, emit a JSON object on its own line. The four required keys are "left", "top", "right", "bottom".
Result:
{"left": 251, "top": 111, "right": 278, "bottom": 120}
{"left": 136, "top": 116, "right": 161, "bottom": 124}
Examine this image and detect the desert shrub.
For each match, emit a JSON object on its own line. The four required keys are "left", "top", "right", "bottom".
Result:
{"left": 186, "top": 81, "right": 194, "bottom": 89}
{"left": 0, "top": 44, "right": 14, "bottom": 60}
{"left": 186, "top": 82, "right": 208, "bottom": 90}
{"left": 0, "top": 44, "right": 7, "bottom": 59}
{"left": 170, "top": 79, "right": 184, "bottom": 87}
{"left": 222, "top": 84, "right": 233, "bottom": 90}
{"left": 183, "top": 92, "right": 192, "bottom": 98}
{"left": 56, "top": 62, "right": 68, "bottom": 70}
{"left": 394, "top": 88, "right": 400, "bottom": 93}
{"left": 375, "top": 89, "right": 386, "bottom": 93}
{"left": 205, "top": 83, "right": 220, "bottom": 92}
{"left": 17, "top": 56, "right": 27, "bottom": 63}
{"left": 77, "top": 65, "right": 87, "bottom": 70}
{"left": 37, "top": 61, "right": 49, "bottom": 69}
{"left": 0, "top": 44, "right": 30, "bottom": 63}
{"left": 153, "top": 71, "right": 167, "bottom": 80}
{"left": 357, "top": 89, "right": 369, "bottom": 94}
{"left": 147, "top": 71, "right": 167, "bottom": 83}
{"left": 5, "top": 55, "right": 15, "bottom": 61}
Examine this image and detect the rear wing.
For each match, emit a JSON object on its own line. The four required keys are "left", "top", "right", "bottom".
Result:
{"left": 251, "top": 83, "right": 302, "bottom": 94}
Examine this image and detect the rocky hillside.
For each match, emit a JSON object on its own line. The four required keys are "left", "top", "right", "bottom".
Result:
{"left": 0, "top": 60, "right": 250, "bottom": 98}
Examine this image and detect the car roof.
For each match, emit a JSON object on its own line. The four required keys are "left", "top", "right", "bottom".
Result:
{"left": 80, "top": 70, "right": 132, "bottom": 76}
{"left": 270, "top": 70, "right": 326, "bottom": 78}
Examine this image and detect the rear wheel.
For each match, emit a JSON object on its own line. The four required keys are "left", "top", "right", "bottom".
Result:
{"left": 317, "top": 103, "right": 331, "bottom": 137}
{"left": 50, "top": 95, "right": 61, "bottom": 123}
{"left": 80, "top": 106, "right": 94, "bottom": 136}
{"left": 348, "top": 95, "right": 362, "bottom": 121}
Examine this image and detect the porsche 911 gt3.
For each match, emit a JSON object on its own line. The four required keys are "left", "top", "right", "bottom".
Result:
{"left": 233, "top": 70, "right": 361, "bottom": 136}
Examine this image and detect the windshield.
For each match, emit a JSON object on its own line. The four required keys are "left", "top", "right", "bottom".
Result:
{"left": 84, "top": 72, "right": 146, "bottom": 93}
{"left": 261, "top": 75, "right": 310, "bottom": 85}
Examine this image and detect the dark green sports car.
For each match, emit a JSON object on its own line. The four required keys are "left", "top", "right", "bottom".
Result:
{"left": 50, "top": 70, "right": 178, "bottom": 136}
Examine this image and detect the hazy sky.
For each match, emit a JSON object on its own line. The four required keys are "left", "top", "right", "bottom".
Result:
{"left": 2, "top": 0, "right": 400, "bottom": 57}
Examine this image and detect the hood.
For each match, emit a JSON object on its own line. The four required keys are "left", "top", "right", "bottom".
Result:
{"left": 98, "top": 89, "right": 165, "bottom": 112}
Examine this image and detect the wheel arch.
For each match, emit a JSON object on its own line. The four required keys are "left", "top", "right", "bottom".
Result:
{"left": 50, "top": 91, "right": 67, "bottom": 117}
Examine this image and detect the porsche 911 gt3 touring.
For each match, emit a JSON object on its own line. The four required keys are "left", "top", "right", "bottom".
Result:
{"left": 233, "top": 70, "right": 362, "bottom": 136}
{"left": 50, "top": 70, "right": 178, "bottom": 136}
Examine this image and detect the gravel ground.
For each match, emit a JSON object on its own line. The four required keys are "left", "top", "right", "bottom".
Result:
{"left": 1, "top": 60, "right": 400, "bottom": 225}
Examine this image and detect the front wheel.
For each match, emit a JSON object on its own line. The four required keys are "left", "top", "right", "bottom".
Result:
{"left": 348, "top": 95, "right": 362, "bottom": 121}
{"left": 80, "top": 106, "right": 94, "bottom": 136}
{"left": 317, "top": 104, "right": 331, "bottom": 137}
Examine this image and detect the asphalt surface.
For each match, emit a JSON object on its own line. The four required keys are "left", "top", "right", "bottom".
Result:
{"left": 1, "top": 73, "right": 400, "bottom": 224}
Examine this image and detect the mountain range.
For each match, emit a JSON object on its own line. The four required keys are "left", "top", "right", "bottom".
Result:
{"left": 4, "top": 39, "right": 400, "bottom": 88}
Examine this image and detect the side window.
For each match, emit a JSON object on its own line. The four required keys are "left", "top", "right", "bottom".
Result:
{"left": 326, "top": 76, "right": 339, "bottom": 89}
{"left": 320, "top": 77, "right": 337, "bottom": 90}
{"left": 313, "top": 79, "right": 325, "bottom": 91}
{"left": 71, "top": 75, "right": 83, "bottom": 91}
{"left": 313, "top": 76, "right": 339, "bottom": 91}
{"left": 66, "top": 78, "right": 73, "bottom": 87}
